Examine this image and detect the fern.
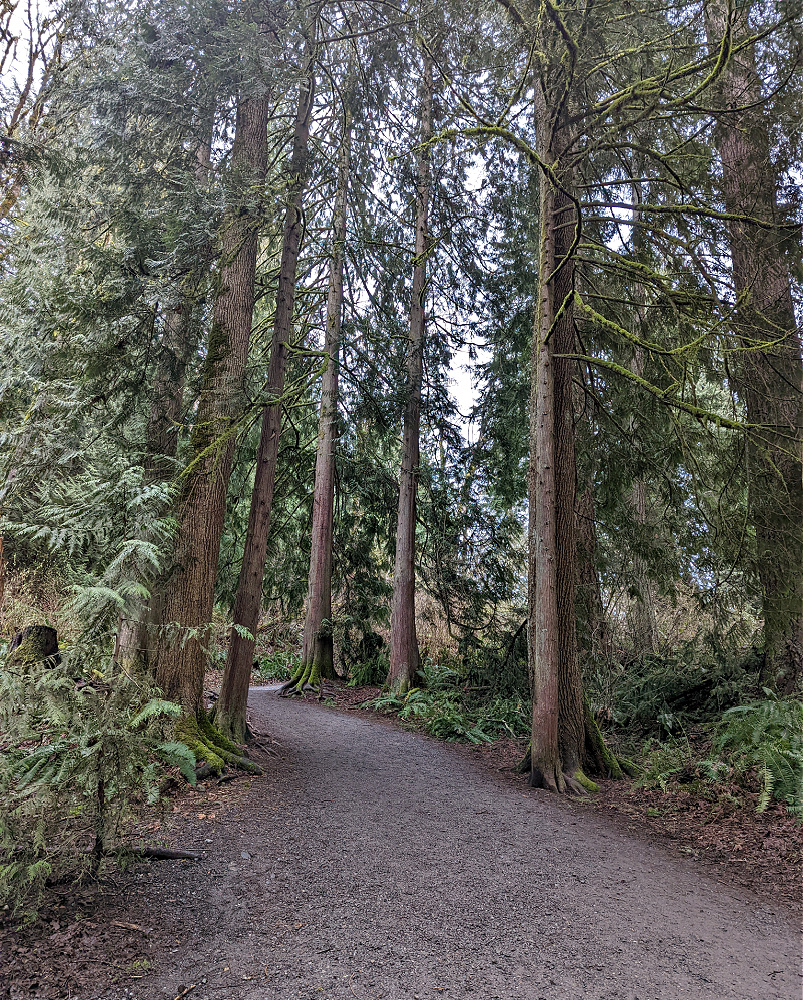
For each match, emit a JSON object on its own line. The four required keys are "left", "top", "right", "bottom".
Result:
{"left": 713, "top": 695, "right": 803, "bottom": 815}
{"left": 363, "top": 672, "right": 528, "bottom": 745}
{"left": 130, "top": 698, "right": 182, "bottom": 728}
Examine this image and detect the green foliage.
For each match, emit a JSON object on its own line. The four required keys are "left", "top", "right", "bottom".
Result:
{"left": 705, "top": 694, "right": 803, "bottom": 816}
{"left": 460, "top": 626, "right": 530, "bottom": 701}
{"left": 636, "top": 694, "right": 803, "bottom": 817}
{"left": 256, "top": 649, "right": 300, "bottom": 682}
{"left": 365, "top": 660, "right": 529, "bottom": 745}
{"left": 636, "top": 736, "right": 696, "bottom": 792}
{"left": 612, "top": 644, "right": 761, "bottom": 733}
{"left": 3, "top": 466, "right": 176, "bottom": 646}
{"left": 338, "top": 615, "right": 387, "bottom": 686}
{"left": 0, "top": 644, "right": 194, "bottom": 922}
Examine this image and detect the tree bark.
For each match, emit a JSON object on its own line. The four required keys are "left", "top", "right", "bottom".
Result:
{"left": 705, "top": 0, "right": 803, "bottom": 692}
{"left": 216, "top": 27, "right": 317, "bottom": 740}
{"left": 528, "top": 81, "right": 586, "bottom": 792}
{"left": 529, "top": 165, "right": 562, "bottom": 790}
{"left": 116, "top": 123, "right": 215, "bottom": 673}
{"left": 387, "top": 52, "right": 434, "bottom": 694}
{"left": 116, "top": 302, "right": 196, "bottom": 672}
{"left": 152, "top": 91, "right": 271, "bottom": 715}
{"left": 298, "top": 69, "right": 354, "bottom": 687}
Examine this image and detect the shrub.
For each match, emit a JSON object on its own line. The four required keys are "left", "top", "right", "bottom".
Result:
{"left": 364, "top": 662, "right": 530, "bottom": 745}
{"left": 636, "top": 735, "right": 696, "bottom": 792}
{"left": 338, "top": 616, "right": 387, "bottom": 686}
{"left": 0, "top": 643, "right": 195, "bottom": 922}
{"left": 257, "top": 649, "right": 300, "bottom": 681}
{"left": 613, "top": 643, "right": 760, "bottom": 733}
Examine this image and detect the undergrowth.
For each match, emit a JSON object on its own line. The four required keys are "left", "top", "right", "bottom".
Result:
{"left": 364, "top": 660, "right": 529, "bottom": 744}
{"left": 256, "top": 649, "right": 300, "bottom": 682}
{"left": 637, "top": 693, "right": 803, "bottom": 817}
{"left": 0, "top": 642, "right": 195, "bottom": 923}
{"left": 609, "top": 643, "right": 761, "bottom": 733}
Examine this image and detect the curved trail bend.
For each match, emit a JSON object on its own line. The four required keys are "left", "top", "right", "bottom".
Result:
{"left": 103, "top": 689, "right": 801, "bottom": 999}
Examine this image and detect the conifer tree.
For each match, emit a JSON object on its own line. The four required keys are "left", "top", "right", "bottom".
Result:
{"left": 387, "top": 48, "right": 434, "bottom": 693}
{"left": 217, "top": 13, "right": 318, "bottom": 738}
{"left": 153, "top": 34, "right": 274, "bottom": 715}
{"left": 704, "top": 0, "right": 803, "bottom": 692}
{"left": 293, "top": 55, "right": 356, "bottom": 691}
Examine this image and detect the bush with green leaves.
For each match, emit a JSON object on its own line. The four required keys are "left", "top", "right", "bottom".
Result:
{"left": 636, "top": 735, "right": 696, "bottom": 792}
{"left": 635, "top": 693, "right": 803, "bottom": 817}
{"left": 337, "top": 614, "right": 387, "bottom": 687}
{"left": 0, "top": 644, "right": 195, "bottom": 922}
{"left": 460, "top": 627, "right": 530, "bottom": 701}
{"left": 256, "top": 649, "right": 300, "bottom": 681}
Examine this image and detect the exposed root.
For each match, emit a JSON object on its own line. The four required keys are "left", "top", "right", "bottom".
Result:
{"left": 571, "top": 769, "right": 600, "bottom": 794}
{"left": 176, "top": 713, "right": 263, "bottom": 777}
{"left": 529, "top": 764, "right": 592, "bottom": 796}
{"left": 529, "top": 764, "right": 562, "bottom": 793}
{"left": 279, "top": 660, "right": 323, "bottom": 696}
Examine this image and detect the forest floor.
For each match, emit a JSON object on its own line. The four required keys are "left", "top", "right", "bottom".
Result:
{"left": 2, "top": 684, "right": 801, "bottom": 1000}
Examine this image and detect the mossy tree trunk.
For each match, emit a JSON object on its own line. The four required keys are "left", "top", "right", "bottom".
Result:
{"left": 387, "top": 51, "right": 433, "bottom": 694}
{"left": 705, "top": 0, "right": 803, "bottom": 693}
{"left": 217, "top": 22, "right": 317, "bottom": 740}
{"left": 291, "top": 60, "right": 354, "bottom": 694}
{"left": 152, "top": 87, "right": 272, "bottom": 716}
{"left": 116, "top": 129, "right": 214, "bottom": 675}
{"left": 6, "top": 625, "right": 59, "bottom": 668}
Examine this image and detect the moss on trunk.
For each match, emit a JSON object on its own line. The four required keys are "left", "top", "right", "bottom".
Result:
{"left": 6, "top": 626, "right": 60, "bottom": 669}
{"left": 176, "top": 712, "right": 262, "bottom": 776}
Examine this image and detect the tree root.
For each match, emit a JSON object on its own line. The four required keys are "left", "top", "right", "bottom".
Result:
{"left": 176, "top": 713, "right": 263, "bottom": 777}
{"left": 529, "top": 764, "right": 594, "bottom": 795}
{"left": 279, "top": 660, "right": 323, "bottom": 696}
{"left": 127, "top": 846, "right": 202, "bottom": 861}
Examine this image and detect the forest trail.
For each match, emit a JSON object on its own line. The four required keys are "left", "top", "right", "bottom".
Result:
{"left": 98, "top": 690, "right": 800, "bottom": 1000}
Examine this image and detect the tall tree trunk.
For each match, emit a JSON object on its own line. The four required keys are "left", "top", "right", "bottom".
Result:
{"left": 626, "top": 180, "right": 659, "bottom": 657}
{"left": 387, "top": 52, "right": 434, "bottom": 694}
{"left": 296, "top": 70, "right": 354, "bottom": 689}
{"left": 117, "top": 128, "right": 215, "bottom": 673}
{"left": 705, "top": 0, "right": 803, "bottom": 692}
{"left": 528, "top": 84, "right": 586, "bottom": 792}
{"left": 116, "top": 303, "right": 195, "bottom": 671}
{"left": 216, "top": 27, "right": 316, "bottom": 739}
{"left": 152, "top": 91, "right": 271, "bottom": 714}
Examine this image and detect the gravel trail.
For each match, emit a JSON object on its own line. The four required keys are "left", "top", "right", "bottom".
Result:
{"left": 100, "top": 690, "right": 801, "bottom": 1000}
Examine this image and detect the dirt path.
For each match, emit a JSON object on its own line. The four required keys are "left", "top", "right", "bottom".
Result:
{"left": 82, "top": 690, "right": 802, "bottom": 999}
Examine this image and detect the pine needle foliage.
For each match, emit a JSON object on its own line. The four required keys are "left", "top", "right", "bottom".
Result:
{"left": 0, "top": 644, "right": 195, "bottom": 923}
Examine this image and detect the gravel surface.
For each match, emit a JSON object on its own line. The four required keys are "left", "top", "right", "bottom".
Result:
{"left": 93, "top": 689, "right": 800, "bottom": 1000}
